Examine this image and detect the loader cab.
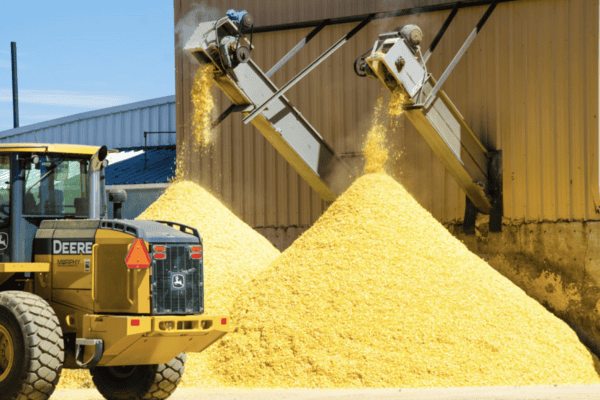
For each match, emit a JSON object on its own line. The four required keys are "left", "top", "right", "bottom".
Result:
{"left": 0, "top": 144, "right": 106, "bottom": 263}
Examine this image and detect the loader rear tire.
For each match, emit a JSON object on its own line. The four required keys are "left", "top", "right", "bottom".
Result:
{"left": 90, "top": 352, "right": 186, "bottom": 400}
{"left": 0, "top": 291, "right": 64, "bottom": 400}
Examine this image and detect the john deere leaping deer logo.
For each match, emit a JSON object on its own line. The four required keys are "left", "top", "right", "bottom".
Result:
{"left": 171, "top": 273, "right": 185, "bottom": 290}
{"left": 0, "top": 233, "right": 8, "bottom": 251}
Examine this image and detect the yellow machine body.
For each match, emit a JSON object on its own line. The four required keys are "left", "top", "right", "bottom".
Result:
{"left": 0, "top": 143, "right": 228, "bottom": 369}
{"left": 32, "top": 224, "right": 228, "bottom": 368}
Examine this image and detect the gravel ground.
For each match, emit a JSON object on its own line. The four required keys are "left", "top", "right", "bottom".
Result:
{"left": 51, "top": 385, "right": 600, "bottom": 400}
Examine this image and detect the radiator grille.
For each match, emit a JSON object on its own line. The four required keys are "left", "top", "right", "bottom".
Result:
{"left": 151, "top": 244, "right": 203, "bottom": 315}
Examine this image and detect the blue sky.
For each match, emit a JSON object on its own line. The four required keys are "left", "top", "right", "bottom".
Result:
{"left": 0, "top": 0, "right": 175, "bottom": 132}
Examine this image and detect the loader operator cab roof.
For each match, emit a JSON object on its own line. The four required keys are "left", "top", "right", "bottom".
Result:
{"left": 0, "top": 144, "right": 114, "bottom": 227}
{"left": 0, "top": 143, "right": 105, "bottom": 156}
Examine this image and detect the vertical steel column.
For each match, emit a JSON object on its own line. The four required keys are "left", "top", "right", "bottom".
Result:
{"left": 11, "top": 42, "right": 19, "bottom": 128}
{"left": 10, "top": 154, "right": 25, "bottom": 262}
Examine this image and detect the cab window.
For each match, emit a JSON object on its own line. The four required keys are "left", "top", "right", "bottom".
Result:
{"left": 23, "top": 155, "right": 89, "bottom": 218}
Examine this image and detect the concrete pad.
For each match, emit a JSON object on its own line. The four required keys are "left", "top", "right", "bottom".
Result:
{"left": 52, "top": 385, "right": 600, "bottom": 400}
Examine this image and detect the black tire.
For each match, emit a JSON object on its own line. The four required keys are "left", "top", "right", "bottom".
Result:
{"left": 90, "top": 353, "right": 186, "bottom": 400}
{"left": 0, "top": 290, "right": 64, "bottom": 400}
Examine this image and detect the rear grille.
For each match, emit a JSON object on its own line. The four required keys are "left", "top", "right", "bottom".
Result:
{"left": 151, "top": 244, "right": 203, "bottom": 315}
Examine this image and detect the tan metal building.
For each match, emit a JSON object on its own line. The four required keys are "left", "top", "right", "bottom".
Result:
{"left": 175, "top": 0, "right": 599, "bottom": 239}
{"left": 174, "top": 0, "right": 600, "bottom": 352}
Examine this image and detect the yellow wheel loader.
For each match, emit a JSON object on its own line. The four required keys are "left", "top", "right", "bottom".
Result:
{"left": 0, "top": 144, "right": 229, "bottom": 400}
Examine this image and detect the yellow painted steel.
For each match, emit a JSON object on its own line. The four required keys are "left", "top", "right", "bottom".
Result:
{"left": 38, "top": 226, "right": 226, "bottom": 370}
{"left": 0, "top": 145, "right": 227, "bottom": 373}
{"left": 0, "top": 324, "right": 14, "bottom": 382}
{"left": 0, "top": 263, "right": 50, "bottom": 273}
{"left": 0, "top": 143, "right": 105, "bottom": 156}
{"left": 33, "top": 255, "right": 52, "bottom": 302}
{"left": 93, "top": 230, "right": 151, "bottom": 314}
{"left": 52, "top": 289, "right": 94, "bottom": 313}
{"left": 52, "top": 254, "right": 92, "bottom": 289}
{"left": 49, "top": 228, "right": 151, "bottom": 315}
{"left": 81, "top": 314, "right": 229, "bottom": 366}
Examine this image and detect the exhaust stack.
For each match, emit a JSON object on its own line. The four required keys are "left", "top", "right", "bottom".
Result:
{"left": 89, "top": 146, "right": 108, "bottom": 219}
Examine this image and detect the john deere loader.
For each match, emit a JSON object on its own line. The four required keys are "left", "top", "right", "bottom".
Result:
{"left": 0, "top": 143, "right": 229, "bottom": 400}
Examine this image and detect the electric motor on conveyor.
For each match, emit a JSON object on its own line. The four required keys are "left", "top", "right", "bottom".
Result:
{"left": 185, "top": 4, "right": 501, "bottom": 235}
{"left": 354, "top": 1, "right": 503, "bottom": 234}
{"left": 218, "top": 9, "right": 254, "bottom": 68}
{"left": 183, "top": 10, "right": 366, "bottom": 203}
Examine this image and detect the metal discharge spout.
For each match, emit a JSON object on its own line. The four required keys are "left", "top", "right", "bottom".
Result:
{"left": 183, "top": 14, "right": 361, "bottom": 202}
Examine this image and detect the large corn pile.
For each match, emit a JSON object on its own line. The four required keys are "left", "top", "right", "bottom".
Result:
{"left": 191, "top": 64, "right": 216, "bottom": 146}
{"left": 58, "top": 180, "right": 280, "bottom": 389}
{"left": 138, "top": 180, "right": 280, "bottom": 386}
{"left": 202, "top": 172, "right": 600, "bottom": 388}
{"left": 56, "top": 63, "right": 600, "bottom": 391}
{"left": 137, "top": 180, "right": 280, "bottom": 314}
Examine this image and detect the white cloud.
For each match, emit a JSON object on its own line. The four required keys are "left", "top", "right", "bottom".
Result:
{"left": 0, "top": 89, "right": 136, "bottom": 109}
{"left": 0, "top": 60, "right": 11, "bottom": 68}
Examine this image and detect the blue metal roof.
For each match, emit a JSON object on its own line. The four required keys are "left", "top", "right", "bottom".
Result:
{"left": 105, "top": 146, "right": 176, "bottom": 185}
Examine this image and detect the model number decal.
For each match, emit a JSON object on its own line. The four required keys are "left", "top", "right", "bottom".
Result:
{"left": 53, "top": 240, "right": 93, "bottom": 255}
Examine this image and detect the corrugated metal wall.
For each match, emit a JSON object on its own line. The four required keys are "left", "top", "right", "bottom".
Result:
{"left": 175, "top": 0, "right": 507, "bottom": 28}
{"left": 0, "top": 96, "right": 176, "bottom": 149}
{"left": 175, "top": 0, "right": 599, "bottom": 229}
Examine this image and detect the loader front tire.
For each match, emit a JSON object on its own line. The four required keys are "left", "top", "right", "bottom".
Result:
{"left": 90, "top": 352, "right": 186, "bottom": 400}
{"left": 0, "top": 291, "right": 64, "bottom": 400}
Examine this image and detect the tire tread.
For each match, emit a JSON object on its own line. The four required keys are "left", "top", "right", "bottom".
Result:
{"left": 0, "top": 291, "right": 64, "bottom": 400}
{"left": 143, "top": 353, "right": 186, "bottom": 400}
{"left": 91, "top": 353, "right": 186, "bottom": 400}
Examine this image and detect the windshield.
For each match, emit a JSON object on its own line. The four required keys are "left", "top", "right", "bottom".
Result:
{"left": 23, "top": 155, "right": 89, "bottom": 218}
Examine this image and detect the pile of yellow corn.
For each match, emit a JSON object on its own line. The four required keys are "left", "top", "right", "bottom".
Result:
{"left": 137, "top": 180, "right": 280, "bottom": 315}
{"left": 138, "top": 180, "right": 281, "bottom": 387}
{"left": 57, "top": 73, "right": 600, "bottom": 391}
{"left": 202, "top": 172, "right": 600, "bottom": 388}
{"left": 56, "top": 368, "right": 93, "bottom": 389}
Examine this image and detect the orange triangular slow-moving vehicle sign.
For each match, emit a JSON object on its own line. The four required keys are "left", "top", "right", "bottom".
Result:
{"left": 125, "top": 238, "right": 151, "bottom": 269}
